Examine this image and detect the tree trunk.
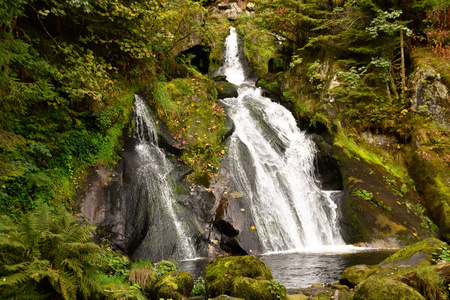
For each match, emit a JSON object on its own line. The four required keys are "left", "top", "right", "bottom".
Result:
{"left": 400, "top": 30, "right": 406, "bottom": 96}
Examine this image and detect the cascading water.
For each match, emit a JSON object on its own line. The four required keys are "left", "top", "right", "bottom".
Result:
{"left": 220, "top": 27, "right": 344, "bottom": 252}
{"left": 132, "top": 95, "right": 196, "bottom": 260}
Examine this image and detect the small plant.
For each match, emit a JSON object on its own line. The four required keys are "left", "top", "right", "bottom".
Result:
{"left": 352, "top": 187, "right": 374, "bottom": 201}
{"left": 432, "top": 246, "right": 450, "bottom": 264}
{"left": 400, "top": 183, "right": 408, "bottom": 196}
{"left": 191, "top": 276, "right": 206, "bottom": 296}
{"left": 155, "top": 260, "right": 178, "bottom": 277}
{"left": 268, "top": 280, "right": 286, "bottom": 299}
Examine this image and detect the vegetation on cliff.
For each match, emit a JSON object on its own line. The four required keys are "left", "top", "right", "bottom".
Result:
{"left": 235, "top": 0, "right": 450, "bottom": 243}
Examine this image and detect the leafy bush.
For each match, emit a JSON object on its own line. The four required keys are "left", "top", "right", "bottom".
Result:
{"left": 155, "top": 260, "right": 178, "bottom": 277}
{"left": 191, "top": 276, "right": 206, "bottom": 296}
{"left": 268, "top": 280, "right": 286, "bottom": 299}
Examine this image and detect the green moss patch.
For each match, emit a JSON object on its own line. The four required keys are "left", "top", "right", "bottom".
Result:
{"left": 205, "top": 256, "right": 281, "bottom": 299}
{"left": 150, "top": 74, "right": 227, "bottom": 183}
{"left": 353, "top": 275, "right": 425, "bottom": 300}
{"left": 382, "top": 238, "right": 447, "bottom": 266}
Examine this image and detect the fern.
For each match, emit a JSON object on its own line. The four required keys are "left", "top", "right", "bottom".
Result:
{"left": 0, "top": 205, "right": 102, "bottom": 299}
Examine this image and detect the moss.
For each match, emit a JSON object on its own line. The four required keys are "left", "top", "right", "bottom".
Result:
{"left": 153, "top": 271, "right": 194, "bottom": 300}
{"left": 353, "top": 276, "right": 425, "bottom": 300}
{"left": 205, "top": 256, "right": 274, "bottom": 298}
{"left": 339, "top": 264, "right": 381, "bottom": 288}
{"left": 236, "top": 24, "right": 277, "bottom": 79}
{"left": 382, "top": 238, "right": 447, "bottom": 266}
{"left": 231, "top": 277, "right": 284, "bottom": 300}
{"left": 396, "top": 265, "right": 448, "bottom": 300}
{"left": 149, "top": 74, "right": 227, "bottom": 183}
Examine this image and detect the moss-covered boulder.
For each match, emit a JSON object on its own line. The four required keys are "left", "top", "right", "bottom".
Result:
{"left": 205, "top": 256, "right": 281, "bottom": 299}
{"left": 353, "top": 275, "right": 425, "bottom": 300}
{"left": 152, "top": 271, "right": 194, "bottom": 300}
{"left": 381, "top": 238, "right": 447, "bottom": 266}
{"left": 230, "top": 277, "right": 284, "bottom": 300}
{"left": 339, "top": 264, "right": 380, "bottom": 288}
{"left": 214, "top": 80, "right": 238, "bottom": 99}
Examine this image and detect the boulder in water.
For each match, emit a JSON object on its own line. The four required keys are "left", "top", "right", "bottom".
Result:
{"left": 352, "top": 275, "right": 425, "bottom": 300}
{"left": 214, "top": 80, "right": 238, "bottom": 99}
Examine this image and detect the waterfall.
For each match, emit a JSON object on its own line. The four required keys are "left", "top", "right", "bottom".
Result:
{"left": 221, "top": 27, "right": 344, "bottom": 252}
{"left": 132, "top": 95, "right": 196, "bottom": 260}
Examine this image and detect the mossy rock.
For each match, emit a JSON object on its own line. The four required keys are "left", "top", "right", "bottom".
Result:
{"left": 339, "top": 264, "right": 380, "bottom": 288}
{"left": 231, "top": 277, "right": 285, "bottom": 300}
{"left": 153, "top": 271, "right": 194, "bottom": 300}
{"left": 214, "top": 81, "right": 238, "bottom": 99}
{"left": 381, "top": 238, "right": 447, "bottom": 266}
{"left": 205, "top": 255, "right": 273, "bottom": 298}
{"left": 352, "top": 275, "right": 425, "bottom": 300}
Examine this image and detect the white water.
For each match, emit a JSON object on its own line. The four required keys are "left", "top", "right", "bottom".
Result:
{"left": 133, "top": 95, "right": 196, "bottom": 259}
{"left": 221, "top": 28, "right": 344, "bottom": 253}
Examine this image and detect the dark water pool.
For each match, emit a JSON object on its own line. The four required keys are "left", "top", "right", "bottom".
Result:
{"left": 179, "top": 247, "right": 396, "bottom": 289}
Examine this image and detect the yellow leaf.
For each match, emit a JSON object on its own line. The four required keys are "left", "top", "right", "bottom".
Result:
{"left": 251, "top": 226, "right": 255, "bottom": 231}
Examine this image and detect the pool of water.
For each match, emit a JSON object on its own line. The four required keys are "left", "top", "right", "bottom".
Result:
{"left": 179, "top": 247, "right": 396, "bottom": 289}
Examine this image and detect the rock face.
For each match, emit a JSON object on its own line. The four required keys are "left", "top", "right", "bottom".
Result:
{"left": 79, "top": 126, "right": 217, "bottom": 262}
{"left": 205, "top": 256, "right": 285, "bottom": 300}
{"left": 411, "top": 68, "right": 450, "bottom": 129}
{"left": 213, "top": 1, "right": 249, "bottom": 21}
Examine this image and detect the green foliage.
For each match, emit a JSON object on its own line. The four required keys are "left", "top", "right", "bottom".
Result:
{"left": 155, "top": 260, "right": 178, "bottom": 277}
{"left": 268, "top": 280, "right": 287, "bottom": 299}
{"left": 0, "top": 205, "right": 102, "bottom": 299}
{"left": 352, "top": 187, "right": 373, "bottom": 201}
{"left": 352, "top": 187, "right": 392, "bottom": 211}
{"left": 432, "top": 246, "right": 450, "bottom": 263}
{"left": 191, "top": 276, "right": 206, "bottom": 296}
{"left": 98, "top": 245, "right": 131, "bottom": 278}
{"left": 366, "top": 9, "right": 412, "bottom": 38}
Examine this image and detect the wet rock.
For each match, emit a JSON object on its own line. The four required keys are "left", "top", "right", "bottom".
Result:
{"left": 310, "top": 134, "right": 343, "bottom": 191}
{"left": 153, "top": 271, "right": 194, "bottom": 300}
{"left": 311, "top": 283, "right": 323, "bottom": 288}
{"left": 215, "top": 81, "right": 238, "bottom": 99}
{"left": 352, "top": 275, "right": 425, "bottom": 300}
{"left": 339, "top": 264, "right": 380, "bottom": 288}
{"left": 205, "top": 256, "right": 279, "bottom": 299}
